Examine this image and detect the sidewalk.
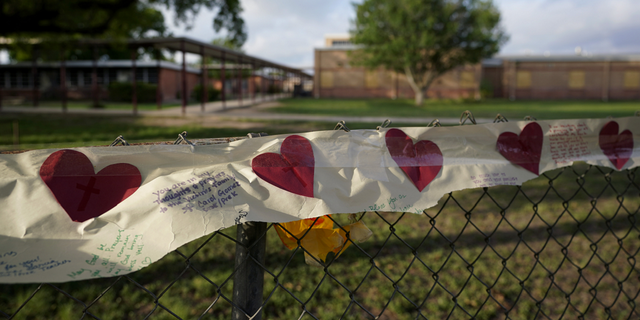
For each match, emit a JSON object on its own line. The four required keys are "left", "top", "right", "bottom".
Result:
{"left": 1, "top": 94, "right": 493, "bottom": 125}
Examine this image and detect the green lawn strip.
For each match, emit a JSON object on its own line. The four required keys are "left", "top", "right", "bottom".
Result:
{"left": 3, "top": 164, "right": 637, "bottom": 319}
{"left": 11, "top": 101, "right": 181, "bottom": 111}
{"left": 0, "top": 114, "right": 427, "bottom": 151}
{"left": 270, "top": 98, "right": 640, "bottom": 120}
{"left": 0, "top": 114, "right": 296, "bottom": 150}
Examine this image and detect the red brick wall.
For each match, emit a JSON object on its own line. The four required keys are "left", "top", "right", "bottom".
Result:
{"left": 158, "top": 68, "right": 199, "bottom": 102}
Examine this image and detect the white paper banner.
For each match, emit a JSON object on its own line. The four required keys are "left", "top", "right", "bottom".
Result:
{"left": 0, "top": 117, "right": 637, "bottom": 283}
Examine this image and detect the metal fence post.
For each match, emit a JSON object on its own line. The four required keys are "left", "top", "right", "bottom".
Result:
{"left": 232, "top": 221, "right": 267, "bottom": 320}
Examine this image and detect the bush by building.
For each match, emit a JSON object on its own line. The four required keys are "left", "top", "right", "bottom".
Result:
{"left": 191, "top": 84, "right": 220, "bottom": 102}
{"left": 108, "top": 82, "right": 157, "bottom": 103}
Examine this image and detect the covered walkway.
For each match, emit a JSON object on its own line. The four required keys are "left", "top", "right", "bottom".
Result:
{"left": 0, "top": 37, "right": 312, "bottom": 115}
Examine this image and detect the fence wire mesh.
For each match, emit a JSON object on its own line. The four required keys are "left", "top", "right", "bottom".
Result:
{"left": 1, "top": 131, "right": 640, "bottom": 320}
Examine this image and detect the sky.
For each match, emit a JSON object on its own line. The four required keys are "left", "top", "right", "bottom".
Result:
{"left": 1, "top": 0, "right": 638, "bottom": 65}
{"left": 162, "top": 0, "right": 640, "bottom": 69}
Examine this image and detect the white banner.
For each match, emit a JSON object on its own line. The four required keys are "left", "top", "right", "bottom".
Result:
{"left": 0, "top": 117, "right": 637, "bottom": 283}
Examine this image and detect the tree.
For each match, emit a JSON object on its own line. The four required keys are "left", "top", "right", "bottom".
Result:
{"left": 211, "top": 36, "right": 244, "bottom": 53}
{"left": 1, "top": 0, "right": 246, "bottom": 61}
{"left": 350, "top": 0, "right": 507, "bottom": 106}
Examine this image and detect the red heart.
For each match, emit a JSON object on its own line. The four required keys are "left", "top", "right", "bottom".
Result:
{"left": 496, "top": 122, "right": 543, "bottom": 175}
{"left": 252, "top": 135, "right": 314, "bottom": 197}
{"left": 385, "top": 129, "right": 443, "bottom": 192}
{"left": 39, "top": 150, "right": 141, "bottom": 222}
{"left": 599, "top": 121, "right": 633, "bottom": 170}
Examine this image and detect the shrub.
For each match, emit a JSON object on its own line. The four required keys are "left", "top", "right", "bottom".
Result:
{"left": 479, "top": 80, "right": 494, "bottom": 100}
{"left": 108, "top": 82, "right": 157, "bottom": 103}
{"left": 267, "top": 84, "right": 281, "bottom": 94}
{"left": 192, "top": 84, "right": 220, "bottom": 102}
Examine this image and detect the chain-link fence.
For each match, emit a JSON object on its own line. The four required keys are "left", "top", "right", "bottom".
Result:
{"left": 1, "top": 129, "right": 639, "bottom": 320}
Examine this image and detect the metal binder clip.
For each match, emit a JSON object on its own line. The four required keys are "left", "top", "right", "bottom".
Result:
{"left": 109, "top": 135, "right": 130, "bottom": 146}
{"left": 173, "top": 131, "right": 194, "bottom": 145}
{"left": 247, "top": 132, "right": 268, "bottom": 138}
{"left": 376, "top": 119, "right": 392, "bottom": 130}
{"left": 523, "top": 116, "right": 537, "bottom": 121}
{"left": 334, "top": 121, "right": 350, "bottom": 132}
{"left": 427, "top": 119, "right": 441, "bottom": 127}
{"left": 493, "top": 114, "right": 508, "bottom": 123}
{"left": 459, "top": 110, "right": 477, "bottom": 125}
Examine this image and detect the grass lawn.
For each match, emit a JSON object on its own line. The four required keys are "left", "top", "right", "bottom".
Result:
{"left": 10, "top": 100, "right": 181, "bottom": 111}
{"left": 270, "top": 98, "right": 640, "bottom": 120}
{"left": 0, "top": 113, "right": 421, "bottom": 151}
{"left": 0, "top": 113, "right": 302, "bottom": 151}
{"left": 2, "top": 164, "right": 638, "bottom": 319}
{"left": 1, "top": 104, "right": 639, "bottom": 318}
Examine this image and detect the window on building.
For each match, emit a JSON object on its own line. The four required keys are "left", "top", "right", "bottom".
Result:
{"left": 9, "top": 70, "right": 19, "bottom": 88}
{"left": 20, "top": 70, "right": 31, "bottom": 88}
{"left": 136, "top": 69, "right": 144, "bottom": 82}
{"left": 568, "top": 71, "right": 585, "bottom": 89}
{"left": 516, "top": 71, "right": 531, "bottom": 88}
{"left": 320, "top": 72, "right": 334, "bottom": 88}
{"left": 147, "top": 68, "right": 159, "bottom": 84}
{"left": 623, "top": 71, "right": 640, "bottom": 88}
{"left": 78, "top": 70, "right": 85, "bottom": 87}
{"left": 331, "top": 40, "right": 352, "bottom": 46}
{"left": 460, "top": 71, "right": 476, "bottom": 88}
{"left": 109, "top": 69, "right": 118, "bottom": 84}
{"left": 68, "top": 70, "right": 78, "bottom": 86}
{"left": 365, "top": 70, "right": 378, "bottom": 88}
{"left": 117, "top": 70, "right": 132, "bottom": 82}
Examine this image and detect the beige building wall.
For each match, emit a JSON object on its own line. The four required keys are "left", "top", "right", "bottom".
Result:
{"left": 314, "top": 48, "right": 481, "bottom": 99}
{"left": 498, "top": 59, "right": 640, "bottom": 100}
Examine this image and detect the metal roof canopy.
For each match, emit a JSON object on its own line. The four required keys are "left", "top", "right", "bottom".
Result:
{"left": 78, "top": 37, "right": 311, "bottom": 78}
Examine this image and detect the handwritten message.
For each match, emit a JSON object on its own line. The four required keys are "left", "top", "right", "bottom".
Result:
{"left": 366, "top": 194, "right": 414, "bottom": 212}
{"left": 152, "top": 171, "right": 242, "bottom": 215}
{"left": 0, "top": 251, "right": 71, "bottom": 278}
{"left": 64, "top": 230, "right": 150, "bottom": 280}
{"left": 471, "top": 172, "right": 518, "bottom": 188}
{"left": 549, "top": 123, "right": 591, "bottom": 165}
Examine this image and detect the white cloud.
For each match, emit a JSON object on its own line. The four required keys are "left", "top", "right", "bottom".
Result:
{"left": 165, "top": 0, "right": 357, "bottom": 68}
{"left": 494, "top": 0, "right": 640, "bottom": 55}
{"left": 164, "top": 0, "right": 640, "bottom": 69}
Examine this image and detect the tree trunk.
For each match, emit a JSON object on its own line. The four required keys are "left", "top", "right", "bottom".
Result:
{"left": 404, "top": 66, "right": 434, "bottom": 106}
{"left": 414, "top": 90, "right": 424, "bottom": 106}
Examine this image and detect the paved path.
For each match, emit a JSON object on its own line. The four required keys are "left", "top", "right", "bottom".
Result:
{"left": 1, "top": 95, "right": 493, "bottom": 125}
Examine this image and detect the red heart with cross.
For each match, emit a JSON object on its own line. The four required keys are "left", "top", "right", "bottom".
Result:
{"left": 497, "top": 122, "right": 543, "bottom": 175}
{"left": 252, "top": 135, "right": 315, "bottom": 197}
{"left": 39, "top": 150, "right": 141, "bottom": 222}
{"left": 385, "top": 128, "right": 443, "bottom": 192}
{"left": 599, "top": 121, "right": 633, "bottom": 170}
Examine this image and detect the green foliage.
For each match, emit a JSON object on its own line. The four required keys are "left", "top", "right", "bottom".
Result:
{"left": 108, "top": 82, "right": 157, "bottom": 103}
{"left": 207, "top": 68, "right": 252, "bottom": 79}
{"left": 211, "top": 36, "right": 244, "bottom": 53}
{"left": 191, "top": 84, "right": 220, "bottom": 102}
{"left": 2, "top": 0, "right": 246, "bottom": 61}
{"left": 479, "top": 79, "right": 494, "bottom": 99}
{"left": 350, "top": 0, "right": 508, "bottom": 105}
